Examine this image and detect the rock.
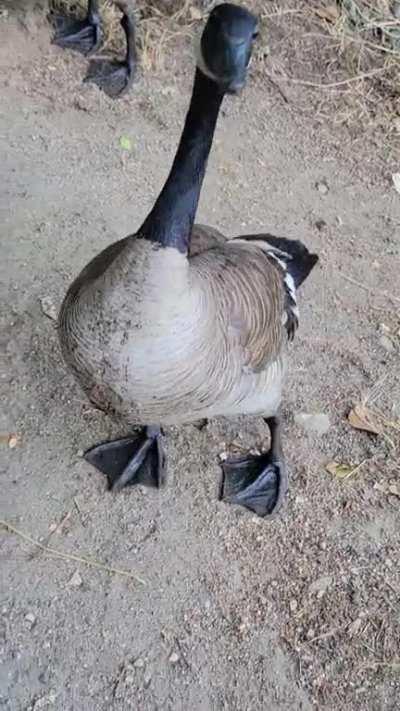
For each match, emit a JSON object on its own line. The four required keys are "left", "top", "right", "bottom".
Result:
{"left": 379, "top": 323, "right": 391, "bottom": 334}
{"left": 25, "top": 612, "right": 36, "bottom": 628}
{"left": 315, "top": 219, "right": 327, "bottom": 231}
{"left": 348, "top": 617, "right": 362, "bottom": 637}
{"left": 68, "top": 570, "right": 83, "bottom": 588}
{"left": 40, "top": 296, "right": 57, "bottom": 321}
{"left": 134, "top": 658, "right": 145, "bottom": 669}
{"left": 309, "top": 575, "right": 332, "bottom": 596}
{"left": 8, "top": 433, "right": 21, "bottom": 449}
{"left": 169, "top": 651, "right": 180, "bottom": 665}
{"left": 294, "top": 412, "right": 330, "bottom": 436}
{"left": 392, "top": 402, "right": 400, "bottom": 418}
{"left": 189, "top": 6, "right": 203, "bottom": 20}
{"left": 32, "top": 691, "right": 57, "bottom": 709}
{"left": 289, "top": 599, "right": 298, "bottom": 613}
{"left": 392, "top": 172, "right": 400, "bottom": 194}
{"left": 143, "top": 670, "right": 152, "bottom": 688}
{"left": 379, "top": 334, "right": 395, "bottom": 353}
{"left": 316, "top": 180, "right": 329, "bottom": 195}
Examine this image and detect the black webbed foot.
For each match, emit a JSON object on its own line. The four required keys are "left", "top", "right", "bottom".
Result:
{"left": 220, "top": 454, "right": 287, "bottom": 517}
{"left": 83, "top": 3, "right": 137, "bottom": 98}
{"left": 83, "top": 58, "right": 135, "bottom": 98}
{"left": 84, "top": 426, "right": 166, "bottom": 492}
{"left": 51, "top": 0, "right": 102, "bottom": 55}
{"left": 52, "top": 16, "right": 103, "bottom": 55}
{"left": 220, "top": 416, "right": 288, "bottom": 517}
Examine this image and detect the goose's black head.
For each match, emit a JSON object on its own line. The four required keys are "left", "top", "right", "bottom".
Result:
{"left": 198, "top": 3, "right": 258, "bottom": 94}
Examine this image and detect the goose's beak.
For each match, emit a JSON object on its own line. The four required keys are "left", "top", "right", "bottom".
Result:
{"left": 221, "top": 40, "right": 250, "bottom": 94}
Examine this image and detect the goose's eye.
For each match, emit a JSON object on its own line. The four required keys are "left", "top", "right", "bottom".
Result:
{"left": 252, "top": 30, "right": 259, "bottom": 40}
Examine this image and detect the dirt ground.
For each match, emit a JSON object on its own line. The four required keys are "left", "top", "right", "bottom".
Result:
{"left": 1, "top": 5, "right": 400, "bottom": 711}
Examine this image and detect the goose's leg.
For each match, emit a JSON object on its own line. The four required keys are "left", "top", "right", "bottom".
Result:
{"left": 220, "top": 416, "right": 288, "bottom": 518}
{"left": 53, "top": 0, "right": 103, "bottom": 55}
{"left": 84, "top": 6, "right": 137, "bottom": 98}
{"left": 84, "top": 426, "right": 166, "bottom": 492}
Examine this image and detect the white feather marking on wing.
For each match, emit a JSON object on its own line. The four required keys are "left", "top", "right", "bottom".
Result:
{"left": 230, "top": 238, "right": 292, "bottom": 261}
{"left": 284, "top": 272, "right": 297, "bottom": 303}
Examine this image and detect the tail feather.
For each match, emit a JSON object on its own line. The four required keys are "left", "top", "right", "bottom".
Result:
{"left": 236, "top": 234, "right": 319, "bottom": 288}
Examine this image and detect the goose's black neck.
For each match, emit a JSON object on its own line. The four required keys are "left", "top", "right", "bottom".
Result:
{"left": 140, "top": 69, "right": 224, "bottom": 253}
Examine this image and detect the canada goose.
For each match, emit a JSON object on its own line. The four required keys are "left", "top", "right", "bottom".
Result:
{"left": 59, "top": 2, "right": 318, "bottom": 518}
{"left": 52, "top": 0, "right": 136, "bottom": 98}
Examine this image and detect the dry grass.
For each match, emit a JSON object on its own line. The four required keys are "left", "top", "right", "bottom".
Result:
{"left": 259, "top": 1, "right": 400, "bottom": 159}
{"left": 50, "top": 0, "right": 400, "bottom": 157}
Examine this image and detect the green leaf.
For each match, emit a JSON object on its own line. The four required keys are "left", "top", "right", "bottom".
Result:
{"left": 326, "top": 461, "right": 356, "bottom": 480}
{"left": 119, "top": 135, "right": 132, "bottom": 151}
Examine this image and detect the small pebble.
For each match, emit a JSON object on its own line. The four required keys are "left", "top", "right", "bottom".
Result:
{"left": 134, "top": 658, "right": 145, "bottom": 669}
{"left": 316, "top": 180, "right": 329, "bottom": 195}
{"left": 309, "top": 575, "right": 332, "bottom": 596}
{"left": 68, "top": 571, "right": 83, "bottom": 588}
{"left": 289, "top": 599, "right": 298, "bottom": 613}
{"left": 169, "top": 652, "right": 180, "bottom": 665}
{"left": 379, "top": 322, "right": 391, "bottom": 334}
{"left": 379, "top": 334, "right": 395, "bottom": 353}
{"left": 25, "top": 612, "right": 36, "bottom": 628}
{"left": 8, "top": 434, "right": 20, "bottom": 449}
{"left": 294, "top": 412, "right": 330, "bottom": 436}
{"left": 315, "top": 219, "right": 327, "bottom": 231}
{"left": 40, "top": 296, "right": 58, "bottom": 322}
{"left": 143, "top": 670, "right": 152, "bottom": 688}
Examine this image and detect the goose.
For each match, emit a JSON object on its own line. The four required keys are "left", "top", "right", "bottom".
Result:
{"left": 52, "top": 0, "right": 136, "bottom": 98}
{"left": 59, "top": 2, "right": 318, "bottom": 518}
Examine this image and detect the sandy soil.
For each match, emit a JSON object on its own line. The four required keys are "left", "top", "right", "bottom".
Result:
{"left": 1, "top": 7, "right": 400, "bottom": 711}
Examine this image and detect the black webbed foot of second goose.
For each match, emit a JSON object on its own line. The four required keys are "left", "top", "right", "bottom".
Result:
{"left": 220, "top": 417, "right": 288, "bottom": 518}
{"left": 83, "top": 4, "right": 137, "bottom": 98}
{"left": 84, "top": 426, "right": 166, "bottom": 492}
{"left": 53, "top": 18, "right": 102, "bottom": 55}
{"left": 52, "top": 0, "right": 103, "bottom": 56}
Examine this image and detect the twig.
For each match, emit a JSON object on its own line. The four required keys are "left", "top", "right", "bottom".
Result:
{"left": 339, "top": 273, "right": 400, "bottom": 305}
{"left": 344, "top": 458, "right": 369, "bottom": 480}
{"left": 28, "top": 510, "right": 71, "bottom": 561}
{"left": 73, "top": 497, "right": 86, "bottom": 527}
{"left": 360, "top": 660, "right": 400, "bottom": 671}
{"left": 262, "top": 9, "right": 305, "bottom": 19}
{"left": 282, "top": 66, "right": 389, "bottom": 89}
{"left": 268, "top": 76, "right": 289, "bottom": 104}
{"left": 342, "top": 32, "right": 400, "bottom": 58}
{"left": 304, "top": 627, "right": 342, "bottom": 644}
{"left": 1, "top": 519, "right": 145, "bottom": 585}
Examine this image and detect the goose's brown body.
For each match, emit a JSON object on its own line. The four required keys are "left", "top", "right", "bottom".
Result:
{"left": 59, "top": 226, "right": 287, "bottom": 426}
